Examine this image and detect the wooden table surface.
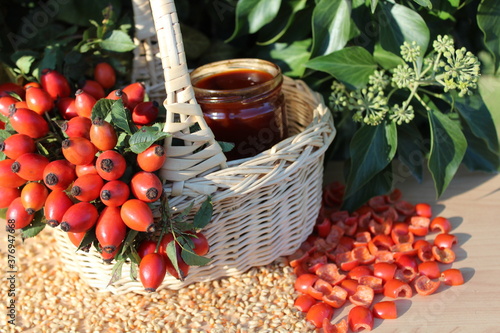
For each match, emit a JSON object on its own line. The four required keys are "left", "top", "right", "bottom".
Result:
{"left": 324, "top": 162, "right": 500, "bottom": 332}
{"left": 1, "top": 162, "right": 499, "bottom": 332}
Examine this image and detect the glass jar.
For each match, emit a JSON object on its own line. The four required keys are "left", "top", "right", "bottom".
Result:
{"left": 190, "top": 58, "right": 287, "bottom": 161}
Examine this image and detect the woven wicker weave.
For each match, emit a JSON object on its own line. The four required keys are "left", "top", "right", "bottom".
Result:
{"left": 53, "top": 0, "right": 336, "bottom": 294}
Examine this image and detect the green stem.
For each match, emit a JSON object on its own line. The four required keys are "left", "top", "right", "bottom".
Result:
{"left": 155, "top": 193, "right": 172, "bottom": 253}
{"left": 414, "top": 92, "right": 432, "bottom": 112}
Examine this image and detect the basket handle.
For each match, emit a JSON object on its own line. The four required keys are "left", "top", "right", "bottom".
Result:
{"left": 149, "top": 0, "right": 227, "bottom": 194}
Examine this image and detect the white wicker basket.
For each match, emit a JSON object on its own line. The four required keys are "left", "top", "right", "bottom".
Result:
{"left": 53, "top": 0, "right": 336, "bottom": 294}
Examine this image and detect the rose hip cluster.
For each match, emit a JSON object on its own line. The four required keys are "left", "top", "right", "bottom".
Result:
{"left": 289, "top": 182, "right": 464, "bottom": 332}
{"left": 0, "top": 64, "right": 209, "bottom": 292}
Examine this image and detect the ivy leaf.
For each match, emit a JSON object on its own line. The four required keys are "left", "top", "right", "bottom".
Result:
{"left": 462, "top": 121, "right": 500, "bottom": 172}
{"left": 91, "top": 99, "right": 115, "bottom": 121}
{"left": 180, "top": 24, "right": 210, "bottom": 60}
{"left": 373, "top": 43, "right": 405, "bottom": 70}
{"left": 256, "top": 0, "right": 308, "bottom": 46}
{"left": 477, "top": 0, "right": 500, "bottom": 73}
{"left": 128, "top": 126, "right": 170, "bottom": 154}
{"left": 453, "top": 94, "right": 499, "bottom": 154}
{"left": 396, "top": 121, "right": 426, "bottom": 183}
{"left": 344, "top": 121, "right": 398, "bottom": 199}
{"left": 378, "top": 2, "right": 430, "bottom": 60}
{"left": 311, "top": 0, "right": 351, "bottom": 57}
{"left": 306, "top": 46, "right": 377, "bottom": 89}
{"left": 193, "top": 196, "right": 213, "bottom": 230}
{"left": 342, "top": 164, "right": 393, "bottom": 212}
{"left": 412, "top": 0, "right": 432, "bottom": 8}
{"left": 21, "top": 212, "right": 46, "bottom": 239}
{"left": 427, "top": 109, "right": 468, "bottom": 197}
{"left": 227, "top": 0, "right": 282, "bottom": 42}
{"left": 107, "top": 259, "right": 124, "bottom": 287}
{"left": 99, "top": 30, "right": 136, "bottom": 53}
{"left": 266, "top": 39, "right": 312, "bottom": 77}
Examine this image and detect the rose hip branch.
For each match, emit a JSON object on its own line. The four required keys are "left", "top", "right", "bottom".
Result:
{"left": 5, "top": 219, "right": 17, "bottom": 326}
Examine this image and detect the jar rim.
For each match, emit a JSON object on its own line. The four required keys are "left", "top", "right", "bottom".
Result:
{"left": 190, "top": 58, "right": 282, "bottom": 98}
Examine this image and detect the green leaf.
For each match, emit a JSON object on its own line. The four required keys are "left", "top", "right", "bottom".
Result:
{"left": 129, "top": 262, "right": 138, "bottom": 281}
{"left": 373, "top": 43, "right": 405, "bottom": 70}
{"left": 0, "top": 129, "right": 10, "bottom": 140}
{"left": 120, "top": 230, "right": 139, "bottom": 256}
{"left": 306, "top": 46, "right": 377, "bottom": 89}
{"left": 256, "top": 0, "right": 308, "bottom": 45}
{"left": 180, "top": 24, "right": 210, "bottom": 60}
{"left": 91, "top": 99, "right": 115, "bottom": 121}
{"left": 479, "top": 75, "right": 500, "bottom": 141}
{"left": 193, "top": 196, "right": 213, "bottom": 230}
{"left": 78, "top": 227, "right": 97, "bottom": 252}
{"left": 110, "top": 99, "right": 134, "bottom": 134}
{"left": 107, "top": 259, "right": 124, "bottom": 287}
{"left": 165, "top": 241, "right": 182, "bottom": 280}
{"left": 266, "top": 39, "right": 312, "bottom": 77}
{"left": 396, "top": 121, "right": 426, "bottom": 183}
{"left": 453, "top": 94, "right": 499, "bottom": 154}
{"left": 477, "top": 0, "right": 500, "bottom": 73}
{"left": 371, "top": 0, "right": 379, "bottom": 13}
{"left": 311, "top": 0, "right": 351, "bottom": 57}
{"left": 218, "top": 141, "right": 235, "bottom": 153}
{"left": 427, "top": 109, "right": 468, "bottom": 197}
{"left": 344, "top": 121, "right": 398, "bottom": 198}
{"left": 462, "top": 122, "right": 500, "bottom": 172}
{"left": 227, "top": 0, "right": 282, "bottom": 42}
{"left": 173, "top": 200, "right": 195, "bottom": 223}
{"left": 412, "top": 0, "right": 432, "bottom": 8}
{"left": 13, "top": 54, "right": 37, "bottom": 75}
{"left": 38, "top": 46, "right": 61, "bottom": 73}
{"left": 99, "top": 30, "right": 136, "bottom": 53}
{"left": 21, "top": 213, "right": 46, "bottom": 239}
{"left": 342, "top": 164, "right": 393, "bottom": 212}
{"left": 181, "top": 248, "right": 212, "bottom": 266}
{"left": 378, "top": 2, "right": 430, "bottom": 59}
{"left": 55, "top": 0, "right": 122, "bottom": 27}
{"left": 128, "top": 125, "right": 171, "bottom": 154}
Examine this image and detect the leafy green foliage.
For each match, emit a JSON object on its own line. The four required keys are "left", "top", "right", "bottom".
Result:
{"left": 427, "top": 109, "right": 468, "bottom": 197}
{"left": 1, "top": 0, "right": 499, "bottom": 215}
{"left": 306, "top": 47, "right": 377, "bottom": 89}
{"left": 477, "top": 0, "right": 500, "bottom": 73}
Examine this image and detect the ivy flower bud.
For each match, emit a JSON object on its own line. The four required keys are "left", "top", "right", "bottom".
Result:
{"left": 389, "top": 104, "right": 415, "bottom": 125}
{"left": 368, "top": 70, "right": 390, "bottom": 92}
{"left": 433, "top": 35, "right": 455, "bottom": 54}
{"left": 348, "top": 88, "right": 389, "bottom": 126}
{"left": 392, "top": 64, "right": 415, "bottom": 89}
{"left": 440, "top": 47, "right": 481, "bottom": 96}
{"left": 401, "top": 41, "right": 421, "bottom": 63}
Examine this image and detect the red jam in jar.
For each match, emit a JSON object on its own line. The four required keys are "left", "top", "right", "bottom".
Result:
{"left": 191, "top": 58, "right": 287, "bottom": 161}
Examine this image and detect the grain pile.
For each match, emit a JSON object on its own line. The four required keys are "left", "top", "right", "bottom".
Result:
{"left": 0, "top": 227, "right": 316, "bottom": 333}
